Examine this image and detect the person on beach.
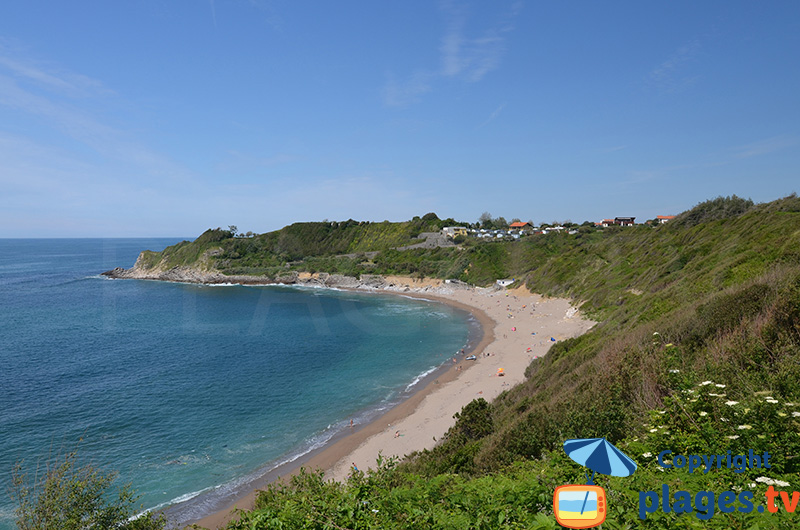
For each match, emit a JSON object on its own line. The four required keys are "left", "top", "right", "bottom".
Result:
{"left": 352, "top": 462, "right": 358, "bottom": 471}
{"left": 350, "top": 419, "right": 353, "bottom": 429}
{"left": 395, "top": 430, "right": 400, "bottom": 438}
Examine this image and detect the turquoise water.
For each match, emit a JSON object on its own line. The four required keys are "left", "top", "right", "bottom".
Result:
{"left": 0, "top": 239, "right": 472, "bottom": 528}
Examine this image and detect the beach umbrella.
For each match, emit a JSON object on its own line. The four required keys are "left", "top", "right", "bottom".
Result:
{"left": 563, "top": 438, "right": 637, "bottom": 481}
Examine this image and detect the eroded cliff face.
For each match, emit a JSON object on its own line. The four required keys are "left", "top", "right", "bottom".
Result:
{"left": 102, "top": 257, "right": 474, "bottom": 293}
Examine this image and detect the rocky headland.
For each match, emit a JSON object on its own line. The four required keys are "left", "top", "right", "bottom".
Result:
{"left": 102, "top": 260, "right": 478, "bottom": 295}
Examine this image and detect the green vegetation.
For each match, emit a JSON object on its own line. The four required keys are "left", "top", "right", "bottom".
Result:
{"left": 11, "top": 450, "right": 166, "bottom": 530}
{"left": 135, "top": 215, "right": 473, "bottom": 276}
{"left": 188, "top": 194, "right": 800, "bottom": 529}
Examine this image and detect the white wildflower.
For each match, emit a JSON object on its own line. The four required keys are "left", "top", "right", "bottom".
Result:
{"left": 649, "top": 428, "right": 658, "bottom": 433}
{"left": 727, "top": 435, "right": 740, "bottom": 440}
{"left": 700, "top": 381, "right": 714, "bottom": 386}
{"left": 792, "top": 412, "right": 800, "bottom": 418}
{"left": 725, "top": 401, "right": 739, "bottom": 406}
{"left": 756, "top": 477, "right": 791, "bottom": 488}
{"left": 716, "top": 384, "right": 726, "bottom": 388}
{"left": 786, "top": 403, "right": 795, "bottom": 407}
{"left": 738, "top": 424, "right": 752, "bottom": 430}
{"left": 699, "top": 411, "right": 708, "bottom": 417}
{"left": 766, "top": 399, "right": 779, "bottom": 404}
{"left": 669, "top": 369, "right": 680, "bottom": 373}
{"left": 642, "top": 452, "right": 652, "bottom": 458}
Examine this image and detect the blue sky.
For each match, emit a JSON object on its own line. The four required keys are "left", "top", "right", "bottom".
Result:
{"left": 1, "top": 1, "right": 798, "bottom": 237}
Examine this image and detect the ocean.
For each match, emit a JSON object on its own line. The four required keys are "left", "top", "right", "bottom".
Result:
{"left": 0, "top": 239, "right": 474, "bottom": 528}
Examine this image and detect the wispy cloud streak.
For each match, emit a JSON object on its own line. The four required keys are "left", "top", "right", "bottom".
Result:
{"left": 383, "top": 71, "right": 433, "bottom": 107}
{"left": 731, "top": 136, "right": 799, "bottom": 159}
{"left": 384, "top": 1, "right": 522, "bottom": 106}
{"left": 648, "top": 39, "right": 700, "bottom": 93}
{"left": 0, "top": 43, "right": 111, "bottom": 97}
{"left": 439, "top": 1, "right": 520, "bottom": 82}
{"left": 209, "top": 0, "right": 218, "bottom": 29}
{"left": 477, "top": 103, "right": 505, "bottom": 128}
{"left": 0, "top": 47, "right": 191, "bottom": 183}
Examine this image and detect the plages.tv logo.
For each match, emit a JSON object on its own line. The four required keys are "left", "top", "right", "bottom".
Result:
{"left": 553, "top": 438, "right": 638, "bottom": 529}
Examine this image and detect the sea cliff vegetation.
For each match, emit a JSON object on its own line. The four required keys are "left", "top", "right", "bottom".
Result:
{"left": 210, "top": 195, "right": 800, "bottom": 529}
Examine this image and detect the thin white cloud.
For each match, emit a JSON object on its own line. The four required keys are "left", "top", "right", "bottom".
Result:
{"left": 477, "top": 103, "right": 505, "bottom": 128}
{"left": 246, "top": 0, "right": 284, "bottom": 31}
{"left": 209, "top": 0, "right": 218, "bottom": 29}
{"left": 383, "top": 71, "right": 433, "bottom": 107}
{"left": 648, "top": 39, "right": 701, "bottom": 93}
{"left": 0, "top": 45, "right": 198, "bottom": 196}
{"left": 0, "top": 43, "right": 110, "bottom": 97}
{"left": 383, "top": 1, "right": 521, "bottom": 106}
{"left": 439, "top": 0, "right": 518, "bottom": 82}
{"left": 0, "top": 74, "right": 189, "bottom": 181}
{"left": 731, "top": 135, "right": 799, "bottom": 159}
{"left": 439, "top": 1, "right": 467, "bottom": 76}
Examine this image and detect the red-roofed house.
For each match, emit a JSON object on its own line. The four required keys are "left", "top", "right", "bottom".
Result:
{"left": 509, "top": 221, "right": 533, "bottom": 233}
{"left": 657, "top": 215, "right": 675, "bottom": 224}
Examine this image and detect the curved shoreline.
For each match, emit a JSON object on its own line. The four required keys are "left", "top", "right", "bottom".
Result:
{"left": 183, "top": 279, "right": 595, "bottom": 529}
{"left": 161, "top": 285, "right": 486, "bottom": 528}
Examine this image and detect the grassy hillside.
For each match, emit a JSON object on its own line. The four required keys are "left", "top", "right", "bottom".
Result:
{"left": 200, "top": 194, "right": 800, "bottom": 529}
{"left": 134, "top": 215, "right": 468, "bottom": 276}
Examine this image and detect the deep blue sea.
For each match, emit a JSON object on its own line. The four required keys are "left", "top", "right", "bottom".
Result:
{"left": 0, "top": 239, "right": 472, "bottom": 528}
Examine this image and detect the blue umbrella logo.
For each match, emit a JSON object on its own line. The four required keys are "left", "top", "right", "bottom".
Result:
{"left": 555, "top": 437, "right": 637, "bottom": 525}
{"left": 564, "top": 437, "right": 637, "bottom": 484}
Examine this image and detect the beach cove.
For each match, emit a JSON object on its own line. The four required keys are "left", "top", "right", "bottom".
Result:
{"left": 0, "top": 240, "right": 478, "bottom": 530}
{"left": 192, "top": 278, "right": 595, "bottom": 529}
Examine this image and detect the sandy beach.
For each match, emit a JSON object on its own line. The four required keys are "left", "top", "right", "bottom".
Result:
{"left": 192, "top": 280, "right": 595, "bottom": 529}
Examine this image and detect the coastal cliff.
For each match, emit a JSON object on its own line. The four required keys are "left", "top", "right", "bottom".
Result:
{"left": 102, "top": 261, "right": 476, "bottom": 293}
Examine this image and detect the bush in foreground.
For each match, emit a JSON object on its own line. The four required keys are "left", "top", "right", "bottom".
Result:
{"left": 11, "top": 450, "right": 165, "bottom": 530}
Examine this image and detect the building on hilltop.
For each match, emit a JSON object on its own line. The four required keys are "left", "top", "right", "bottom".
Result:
{"left": 597, "top": 217, "right": 636, "bottom": 227}
{"left": 614, "top": 217, "right": 636, "bottom": 226}
{"left": 442, "top": 226, "right": 468, "bottom": 238}
{"left": 509, "top": 221, "right": 533, "bottom": 232}
{"left": 657, "top": 215, "right": 675, "bottom": 224}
